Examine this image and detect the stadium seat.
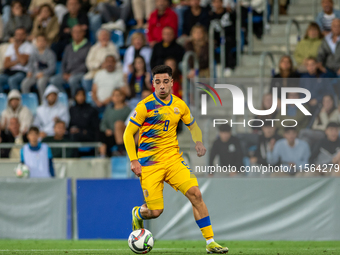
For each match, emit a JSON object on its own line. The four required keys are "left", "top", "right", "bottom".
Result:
{"left": 111, "top": 30, "right": 124, "bottom": 48}
{"left": 58, "top": 92, "right": 68, "bottom": 108}
{"left": 111, "top": 156, "right": 128, "bottom": 178}
{"left": 21, "top": 93, "right": 39, "bottom": 116}
{"left": 0, "top": 93, "right": 7, "bottom": 114}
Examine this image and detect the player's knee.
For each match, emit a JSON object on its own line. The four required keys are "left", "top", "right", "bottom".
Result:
{"left": 187, "top": 187, "right": 202, "bottom": 204}
{"left": 151, "top": 209, "right": 163, "bottom": 218}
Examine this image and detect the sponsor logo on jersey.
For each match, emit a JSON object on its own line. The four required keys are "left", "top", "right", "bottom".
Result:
{"left": 174, "top": 107, "right": 180, "bottom": 115}
{"left": 133, "top": 110, "right": 137, "bottom": 118}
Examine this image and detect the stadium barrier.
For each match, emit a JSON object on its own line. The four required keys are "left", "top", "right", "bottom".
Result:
{"left": 285, "top": 19, "right": 301, "bottom": 56}
{"left": 0, "top": 178, "right": 71, "bottom": 239}
{"left": 0, "top": 142, "right": 102, "bottom": 158}
{"left": 209, "top": 20, "right": 226, "bottom": 78}
{"left": 149, "top": 178, "right": 340, "bottom": 241}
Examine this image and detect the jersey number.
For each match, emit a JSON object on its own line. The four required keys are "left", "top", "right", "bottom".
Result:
{"left": 163, "top": 120, "right": 170, "bottom": 131}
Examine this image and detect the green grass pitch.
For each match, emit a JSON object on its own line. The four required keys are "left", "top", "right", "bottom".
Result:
{"left": 0, "top": 240, "right": 339, "bottom": 255}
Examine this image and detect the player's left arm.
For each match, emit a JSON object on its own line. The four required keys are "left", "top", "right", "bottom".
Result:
{"left": 181, "top": 103, "right": 206, "bottom": 157}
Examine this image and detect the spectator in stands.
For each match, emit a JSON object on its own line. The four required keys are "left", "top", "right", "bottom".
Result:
{"left": 1, "top": 89, "right": 33, "bottom": 133}
{"left": 312, "top": 94, "right": 338, "bottom": 131}
{"left": 132, "top": 0, "right": 155, "bottom": 29}
{"left": 42, "top": 119, "right": 73, "bottom": 157}
{"left": 267, "top": 127, "right": 311, "bottom": 174}
{"left": 0, "top": 27, "right": 34, "bottom": 92}
{"left": 69, "top": 88, "right": 98, "bottom": 142}
{"left": 210, "top": 0, "right": 237, "bottom": 75}
{"left": 33, "top": 85, "right": 70, "bottom": 138}
{"left": 185, "top": 24, "right": 209, "bottom": 78}
{"left": 275, "top": 92, "right": 310, "bottom": 136}
{"left": 241, "top": 0, "right": 264, "bottom": 39}
{"left": 52, "top": 0, "right": 89, "bottom": 60}
{"left": 299, "top": 57, "right": 334, "bottom": 112}
{"left": 21, "top": 34, "right": 56, "bottom": 101}
{"left": 124, "top": 56, "right": 151, "bottom": 109}
{"left": 294, "top": 22, "right": 323, "bottom": 72}
{"left": 270, "top": 55, "right": 300, "bottom": 97}
{"left": 82, "top": 29, "right": 121, "bottom": 93}
{"left": 209, "top": 124, "right": 243, "bottom": 175}
{"left": 150, "top": 26, "right": 184, "bottom": 69}
{"left": 20, "top": 126, "right": 55, "bottom": 177}
{"left": 0, "top": 117, "right": 28, "bottom": 158}
{"left": 28, "top": 0, "right": 54, "bottom": 18}
{"left": 147, "top": 0, "right": 178, "bottom": 46}
{"left": 92, "top": 55, "right": 124, "bottom": 110}
{"left": 99, "top": 88, "right": 131, "bottom": 157}
{"left": 123, "top": 32, "right": 152, "bottom": 76}
{"left": 98, "top": 0, "right": 131, "bottom": 32}
{"left": 316, "top": 0, "right": 340, "bottom": 35}
{"left": 182, "top": 0, "right": 209, "bottom": 39}
{"left": 50, "top": 25, "right": 91, "bottom": 97}
{"left": 3, "top": 1, "right": 32, "bottom": 42}
{"left": 29, "top": 4, "right": 59, "bottom": 45}
{"left": 252, "top": 93, "right": 278, "bottom": 132}
{"left": 165, "top": 57, "right": 182, "bottom": 98}
{"left": 311, "top": 122, "right": 340, "bottom": 169}
{"left": 317, "top": 18, "right": 340, "bottom": 77}
{"left": 250, "top": 123, "right": 281, "bottom": 166}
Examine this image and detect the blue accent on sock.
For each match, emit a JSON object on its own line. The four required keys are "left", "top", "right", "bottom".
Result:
{"left": 138, "top": 207, "right": 145, "bottom": 220}
{"left": 196, "top": 216, "right": 211, "bottom": 229}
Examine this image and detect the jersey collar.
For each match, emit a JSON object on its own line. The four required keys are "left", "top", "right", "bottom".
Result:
{"left": 153, "top": 92, "right": 173, "bottom": 106}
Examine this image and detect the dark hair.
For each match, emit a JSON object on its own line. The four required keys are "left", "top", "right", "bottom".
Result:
{"left": 263, "top": 121, "right": 275, "bottom": 127}
{"left": 219, "top": 124, "right": 231, "bottom": 132}
{"left": 152, "top": 65, "right": 172, "bottom": 78}
{"left": 304, "top": 22, "right": 323, "bottom": 39}
{"left": 54, "top": 119, "right": 66, "bottom": 128}
{"left": 15, "top": 26, "right": 27, "bottom": 34}
{"left": 326, "top": 122, "right": 339, "bottom": 129}
{"left": 38, "top": 3, "right": 55, "bottom": 17}
{"left": 11, "top": 0, "right": 26, "bottom": 15}
{"left": 284, "top": 127, "right": 297, "bottom": 133}
{"left": 28, "top": 126, "right": 39, "bottom": 134}
{"left": 129, "top": 56, "right": 148, "bottom": 98}
{"left": 279, "top": 55, "right": 294, "bottom": 76}
{"left": 164, "top": 57, "right": 181, "bottom": 81}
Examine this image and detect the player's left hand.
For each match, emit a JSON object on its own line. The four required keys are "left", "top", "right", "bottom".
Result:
{"left": 195, "top": 141, "right": 206, "bottom": 157}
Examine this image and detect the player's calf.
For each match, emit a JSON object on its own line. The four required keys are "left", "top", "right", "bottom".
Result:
{"left": 140, "top": 204, "right": 163, "bottom": 219}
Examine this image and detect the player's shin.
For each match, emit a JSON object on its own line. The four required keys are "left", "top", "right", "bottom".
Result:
{"left": 196, "top": 216, "right": 215, "bottom": 243}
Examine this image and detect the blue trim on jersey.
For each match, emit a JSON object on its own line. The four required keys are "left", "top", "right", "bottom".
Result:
{"left": 185, "top": 118, "right": 196, "bottom": 127}
{"left": 196, "top": 216, "right": 211, "bottom": 229}
{"left": 130, "top": 119, "right": 141, "bottom": 127}
{"left": 153, "top": 92, "right": 173, "bottom": 106}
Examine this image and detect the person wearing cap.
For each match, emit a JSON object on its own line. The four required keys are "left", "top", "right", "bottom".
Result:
{"left": 311, "top": 122, "right": 340, "bottom": 171}
{"left": 33, "top": 85, "right": 70, "bottom": 138}
{"left": 209, "top": 124, "right": 243, "bottom": 175}
{"left": 0, "top": 89, "right": 33, "bottom": 134}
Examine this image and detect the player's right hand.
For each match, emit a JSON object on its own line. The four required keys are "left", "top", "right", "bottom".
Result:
{"left": 131, "top": 160, "right": 142, "bottom": 177}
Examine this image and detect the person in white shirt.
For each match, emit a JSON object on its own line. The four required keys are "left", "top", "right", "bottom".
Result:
{"left": 91, "top": 55, "right": 124, "bottom": 110}
{"left": 33, "top": 85, "right": 70, "bottom": 138}
{"left": 0, "top": 27, "right": 33, "bottom": 92}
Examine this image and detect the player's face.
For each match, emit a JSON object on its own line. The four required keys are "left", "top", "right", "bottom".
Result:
{"left": 153, "top": 73, "right": 173, "bottom": 100}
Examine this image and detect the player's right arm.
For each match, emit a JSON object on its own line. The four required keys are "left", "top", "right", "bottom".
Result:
{"left": 123, "top": 103, "right": 147, "bottom": 177}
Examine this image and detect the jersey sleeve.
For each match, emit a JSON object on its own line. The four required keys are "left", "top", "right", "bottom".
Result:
{"left": 181, "top": 102, "right": 195, "bottom": 127}
{"left": 129, "top": 102, "right": 147, "bottom": 127}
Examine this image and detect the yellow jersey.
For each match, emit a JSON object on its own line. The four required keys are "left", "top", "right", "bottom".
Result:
{"left": 129, "top": 92, "right": 195, "bottom": 166}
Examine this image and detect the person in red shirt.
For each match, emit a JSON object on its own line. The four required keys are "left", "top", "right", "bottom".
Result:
{"left": 147, "top": 0, "right": 178, "bottom": 47}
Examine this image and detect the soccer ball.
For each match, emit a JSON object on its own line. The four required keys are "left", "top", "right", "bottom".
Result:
{"left": 14, "top": 164, "right": 30, "bottom": 178}
{"left": 128, "top": 229, "right": 154, "bottom": 254}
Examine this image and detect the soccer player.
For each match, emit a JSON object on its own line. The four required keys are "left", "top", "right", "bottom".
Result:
{"left": 123, "top": 65, "right": 229, "bottom": 254}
